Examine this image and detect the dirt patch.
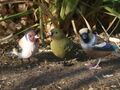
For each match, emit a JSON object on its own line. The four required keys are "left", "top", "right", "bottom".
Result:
{"left": 0, "top": 36, "right": 120, "bottom": 90}
{"left": 0, "top": 43, "right": 120, "bottom": 90}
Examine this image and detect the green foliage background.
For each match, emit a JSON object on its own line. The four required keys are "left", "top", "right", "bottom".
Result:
{"left": 0, "top": 0, "right": 120, "bottom": 41}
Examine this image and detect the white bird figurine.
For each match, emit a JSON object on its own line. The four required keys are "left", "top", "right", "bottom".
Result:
{"left": 12, "top": 30, "right": 39, "bottom": 60}
{"left": 79, "top": 28, "right": 120, "bottom": 69}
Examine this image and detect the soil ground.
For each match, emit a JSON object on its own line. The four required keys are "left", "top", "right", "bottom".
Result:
{"left": 0, "top": 41, "right": 120, "bottom": 90}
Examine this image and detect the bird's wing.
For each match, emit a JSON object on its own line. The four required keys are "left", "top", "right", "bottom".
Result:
{"left": 19, "top": 36, "right": 27, "bottom": 49}
{"left": 64, "top": 39, "right": 73, "bottom": 52}
{"left": 92, "top": 42, "right": 118, "bottom": 51}
{"left": 65, "top": 41, "right": 73, "bottom": 52}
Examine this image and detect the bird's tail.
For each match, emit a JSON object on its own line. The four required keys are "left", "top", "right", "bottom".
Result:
{"left": 4, "top": 48, "right": 19, "bottom": 57}
{"left": 12, "top": 48, "right": 19, "bottom": 56}
{"left": 12, "top": 48, "right": 23, "bottom": 58}
{"left": 113, "top": 49, "right": 120, "bottom": 57}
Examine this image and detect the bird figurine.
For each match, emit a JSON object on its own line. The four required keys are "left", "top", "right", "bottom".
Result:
{"left": 12, "top": 30, "right": 39, "bottom": 62}
{"left": 50, "top": 28, "right": 74, "bottom": 66}
{"left": 79, "top": 28, "right": 120, "bottom": 69}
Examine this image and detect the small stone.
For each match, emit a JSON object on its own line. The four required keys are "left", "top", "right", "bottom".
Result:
{"left": 31, "top": 88, "right": 37, "bottom": 90}
{"left": 111, "top": 85, "right": 116, "bottom": 88}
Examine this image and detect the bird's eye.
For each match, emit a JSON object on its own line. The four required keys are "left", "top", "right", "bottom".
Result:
{"left": 55, "top": 32, "right": 58, "bottom": 34}
{"left": 29, "top": 35, "right": 32, "bottom": 37}
{"left": 81, "top": 33, "right": 88, "bottom": 39}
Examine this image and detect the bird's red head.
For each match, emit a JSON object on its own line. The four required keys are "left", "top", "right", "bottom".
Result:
{"left": 27, "top": 30, "right": 39, "bottom": 43}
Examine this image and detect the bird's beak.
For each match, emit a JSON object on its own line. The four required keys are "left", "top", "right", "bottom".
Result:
{"left": 48, "top": 32, "right": 53, "bottom": 37}
{"left": 34, "top": 35, "right": 39, "bottom": 39}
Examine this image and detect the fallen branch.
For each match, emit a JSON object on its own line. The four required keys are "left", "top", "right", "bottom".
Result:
{"left": 109, "top": 19, "right": 120, "bottom": 36}
{"left": 97, "top": 18, "right": 120, "bottom": 49}
{"left": 78, "top": 10, "right": 92, "bottom": 31}
{"left": 97, "top": 18, "right": 110, "bottom": 39}
{"left": 0, "top": 33, "right": 13, "bottom": 44}
{"left": 71, "top": 20, "right": 78, "bottom": 35}
{"left": 39, "top": 49, "right": 52, "bottom": 53}
{"left": 107, "top": 17, "right": 117, "bottom": 32}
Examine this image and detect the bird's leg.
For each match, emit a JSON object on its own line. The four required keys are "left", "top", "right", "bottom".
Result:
{"left": 28, "top": 58, "right": 31, "bottom": 63}
{"left": 63, "top": 58, "right": 71, "bottom": 66}
{"left": 84, "top": 57, "right": 92, "bottom": 66}
{"left": 63, "top": 58, "right": 67, "bottom": 66}
{"left": 89, "top": 58, "right": 101, "bottom": 70}
{"left": 63, "top": 58, "right": 73, "bottom": 66}
{"left": 21, "top": 59, "right": 24, "bottom": 64}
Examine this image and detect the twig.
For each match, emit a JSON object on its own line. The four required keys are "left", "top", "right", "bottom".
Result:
{"left": 39, "top": 49, "right": 52, "bottom": 53}
{"left": 97, "top": 18, "right": 120, "bottom": 49}
{"left": 78, "top": 9, "right": 92, "bottom": 31}
{"left": 107, "top": 17, "right": 117, "bottom": 32}
{"left": 116, "top": 79, "right": 120, "bottom": 87}
{"left": 39, "top": 3, "right": 58, "bottom": 27}
{"left": 109, "top": 20, "right": 120, "bottom": 36}
{"left": 97, "top": 18, "right": 110, "bottom": 39}
{"left": 0, "top": 33, "right": 13, "bottom": 43}
{"left": 13, "top": 23, "right": 39, "bottom": 36}
{"left": 71, "top": 20, "right": 78, "bottom": 35}
{"left": 95, "top": 76, "right": 101, "bottom": 81}
{"left": 55, "top": 84, "right": 62, "bottom": 90}
{"left": 0, "top": 0, "right": 28, "bottom": 5}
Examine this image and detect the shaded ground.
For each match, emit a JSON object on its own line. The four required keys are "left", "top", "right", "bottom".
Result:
{"left": 0, "top": 41, "right": 120, "bottom": 90}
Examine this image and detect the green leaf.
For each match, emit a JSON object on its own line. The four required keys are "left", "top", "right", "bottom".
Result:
{"left": 104, "top": 6, "right": 120, "bottom": 19}
{"left": 103, "top": 0, "right": 120, "bottom": 3}
{"left": 65, "top": 0, "right": 78, "bottom": 15}
{"left": 60, "top": 0, "right": 79, "bottom": 20}
{"left": 60, "top": 0, "right": 67, "bottom": 20}
{"left": 13, "top": 23, "right": 39, "bottom": 36}
{"left": 0, "top": 9, "right": 33, "bottom": 22}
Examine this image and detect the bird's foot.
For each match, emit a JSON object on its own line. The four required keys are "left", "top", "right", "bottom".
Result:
{"left": 63, "top": 61, "right": 74, "bottom": 67}
{"left": 12, "top": 48, "right": 18, "bottom": 55}
{"left": 89, "top": 65, "right": 101, "bottom": 70}
{"left": 85, "top": 63, "right": 101, "bottom": 70}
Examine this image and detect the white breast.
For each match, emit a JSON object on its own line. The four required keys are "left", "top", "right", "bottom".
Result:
{"left": 18, "top": 36, "right": 37, "bottom": 58}
{"left": 21, "top": 41, "right": 36, "bottom": 58}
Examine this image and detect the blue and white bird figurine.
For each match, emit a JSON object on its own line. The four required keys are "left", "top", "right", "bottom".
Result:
{"left": 12, "top": 30, "right": 39, "bottom": 59}
{"left": 79, "top": 28, "right": 120, "bottom": 69}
